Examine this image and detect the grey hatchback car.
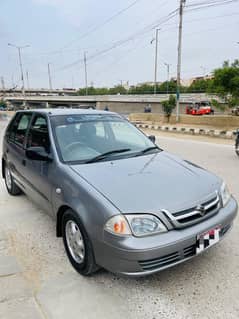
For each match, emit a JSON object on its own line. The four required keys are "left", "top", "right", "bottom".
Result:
{"left": 2, "top": 109, "right": 238, "bottom": 276}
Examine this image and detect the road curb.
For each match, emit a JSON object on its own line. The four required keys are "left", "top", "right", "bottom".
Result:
{"left": 135, "top": 123, "right": 236, "bottom": 139}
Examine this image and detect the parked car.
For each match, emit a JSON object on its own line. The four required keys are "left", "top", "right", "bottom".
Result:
{"left": 186, "top": 101, "right": 214, "bottom": 115}
{"left": 2, "top": 109, "right": 238, "bottom": 276}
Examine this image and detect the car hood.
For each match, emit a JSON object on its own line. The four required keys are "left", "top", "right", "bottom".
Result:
{"left": 70, "top": 151, "right": 222, "bottom": 214}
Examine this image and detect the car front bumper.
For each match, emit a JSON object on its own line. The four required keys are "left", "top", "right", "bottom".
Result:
{"left": 94, "top": 197, "right": 238, "bottom": 276}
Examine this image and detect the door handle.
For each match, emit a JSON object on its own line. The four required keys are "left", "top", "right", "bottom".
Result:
{"left": 22, "top": 159, "right": 26, "bottom": 166}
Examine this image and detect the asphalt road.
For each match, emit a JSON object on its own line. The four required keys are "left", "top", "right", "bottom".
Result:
{"left": 0, "top": 120, "right": 238, "bottom": 319}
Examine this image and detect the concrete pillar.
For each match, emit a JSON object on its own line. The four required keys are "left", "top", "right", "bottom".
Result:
{"left": 45, "top": 101, "right": 49, "bottom": 108}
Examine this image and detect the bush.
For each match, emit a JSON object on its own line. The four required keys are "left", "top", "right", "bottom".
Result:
{"left": 161, "top": 95, "right": 176, "bottom": 122}
{"left": 0, "top": 100, "right": 7, "bottom": 109}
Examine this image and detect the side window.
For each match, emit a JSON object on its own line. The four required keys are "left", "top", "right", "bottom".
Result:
{"left": 95, "top": 122, "right": 106, "bottom": 138}
{"left": 5, "top": 114, "right": 18, "bottom": 140}
{"left": 9, "top": 113, "right": 32, "bottom": 147}
{"left": 27, "top": 115, "right": 50, "bottom": 153}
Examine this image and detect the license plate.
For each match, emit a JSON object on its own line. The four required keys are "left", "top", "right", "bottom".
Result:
{"left": 196, "top": 226, "right": 221, "bottom": 254}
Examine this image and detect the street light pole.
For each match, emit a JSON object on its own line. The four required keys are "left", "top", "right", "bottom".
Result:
{"left": 152, "top": 29, "right": 160, "bottom": 96}
{"left": 164, "top": 63, "right": 170, "bottom": 96}
{"left": 84, "top": 52, "right": 88, "bottom": 96}
{"left": 8, "top": 43, "right": 29, "bottom": 96}
{"left": 47, "top": 63, "right": 53, "bottom": 91}
{"left": 176, "top": 0, "right": 186, "bottom": 122}
{"left": 26, "top": 70, "right": 30, "bottom": 90}
{"left": 1, "top": 76, "right": 5, "bottom": 90}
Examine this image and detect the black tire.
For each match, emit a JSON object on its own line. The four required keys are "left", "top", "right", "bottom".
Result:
{"left": 4, "top": 164, "right": 22, "bottom": 196}
{"left": 236, "top": 140, "right": 239, "bottom": 157}
{"left": 62, "top": 209, "right": 99, "bottom": 276}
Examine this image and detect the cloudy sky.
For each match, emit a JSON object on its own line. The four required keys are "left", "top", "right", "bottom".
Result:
{"left": 0, "top": 0, "right": 238, "bottom": 89}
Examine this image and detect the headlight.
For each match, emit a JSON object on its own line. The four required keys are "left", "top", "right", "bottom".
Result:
{"left": 125, "top": 214, "right": 167, "bottom": 237}
{"left": 220, "top": 182, "right": 231, "bottom": 207}
{"left": 104, "top": 215, "right": 132, "bottom": 236}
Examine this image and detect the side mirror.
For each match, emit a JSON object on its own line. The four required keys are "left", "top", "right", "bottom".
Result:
{"left": 148, "top": 135, "right": 156, "bottom": 143}
{"left": 26, "top": 147, "right": 53, "bottom": 162}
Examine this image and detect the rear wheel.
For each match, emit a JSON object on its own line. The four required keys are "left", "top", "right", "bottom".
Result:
{"left": 4, "top": 164, "right": 22, "bottom": 195}
{"left": 62, "top": 209, "right": 99, "bottom": 276}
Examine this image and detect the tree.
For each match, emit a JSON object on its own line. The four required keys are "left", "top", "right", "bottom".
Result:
{"left": 211, "top": 98, "right": 226, "bottom": 112}
{"left": 159, "top": 80, "right": 177, "bottom": 94}
{"left": 0, "top": 100, "right": 6, "bottom": 109}
{"left": 187, "top": 78, "right": 213, "bottom": 93}
{"left": 211, "top": 60, "right": 239, "bottom": 106}
{"left": 108, "top": 85, "right": 127, "bottom": 95}
{"left": 161, "top": 95, "right": 176, "bottom": 122}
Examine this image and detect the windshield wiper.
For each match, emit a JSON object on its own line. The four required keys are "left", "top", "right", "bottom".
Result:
{"left": 86, "top": 148, "right": 131, "bottom": 163}
{"left": 136, "top": 146, "right": 160, "bottom": 156}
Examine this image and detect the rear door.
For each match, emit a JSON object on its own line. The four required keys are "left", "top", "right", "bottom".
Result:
{"left": 6, "top": 112, "right": 32, "bottom": 190}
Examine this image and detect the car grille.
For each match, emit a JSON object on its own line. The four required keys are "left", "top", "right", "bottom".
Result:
{"left": 171, "top": 194, "right": 220, "bottom": 226}
{"left": 139, "top": 244, "right": 196, "bottom": 271}
{"left": 138, "top": 223, "right": 231, "bottom": 272}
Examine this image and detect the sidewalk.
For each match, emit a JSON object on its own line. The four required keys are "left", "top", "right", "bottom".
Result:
{"left": 0, "top": 226, "right": 131, "bottom": 319}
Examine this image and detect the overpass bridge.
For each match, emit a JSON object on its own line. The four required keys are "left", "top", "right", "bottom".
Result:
{"left": 0, "top": 88, "right": 77, "bottom": 96}
{"left": 3, "top": 93, "right": 220, "bottom": 114}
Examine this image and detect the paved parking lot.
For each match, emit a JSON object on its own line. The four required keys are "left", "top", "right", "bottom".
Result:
{"left": 0, "top": 120, "right": 238, "bottom": 319}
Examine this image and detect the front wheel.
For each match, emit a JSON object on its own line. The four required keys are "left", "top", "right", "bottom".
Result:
{"left": 236, "top": 140, "right": 239, "bottom": 157}
{"left": 62, "top": 209, "right": 99, "bottom": 276}
{"left": 4, "top": 164, "right": 22, "bottom": 195}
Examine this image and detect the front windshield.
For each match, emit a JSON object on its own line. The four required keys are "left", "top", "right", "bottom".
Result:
{"left": 50, "top": 114, "right": 158, "bottom": 164}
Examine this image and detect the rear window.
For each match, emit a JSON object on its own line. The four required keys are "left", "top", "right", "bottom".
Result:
{"left": 8, "top": 113, "right": 32, "bottom": 147}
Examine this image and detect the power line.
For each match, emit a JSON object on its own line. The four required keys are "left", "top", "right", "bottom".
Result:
{"left": 185, "top": 0, "right": 239, "bottom": 11}
{"left": 56, "top": 0, "right": 238, "bottom": 73}
{"left": 163, "top": 11, "right": 239, "bottom": 28}
{"left": 28, "top": 0, "right": 169, "bottom": 59}
{"left": 45, "top": 0, "right": 144, "bottom": 55}
{"left": 57, "top": 8, "right": 179, "bottom": 72}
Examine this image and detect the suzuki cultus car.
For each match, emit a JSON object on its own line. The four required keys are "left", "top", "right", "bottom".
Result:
{"left": 2, "top": 109, "right": 237, "bottom": 276}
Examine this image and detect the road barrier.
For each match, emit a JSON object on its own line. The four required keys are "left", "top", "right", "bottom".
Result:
{"left": 135, "top": 123, "right": 236, "bottom": 139}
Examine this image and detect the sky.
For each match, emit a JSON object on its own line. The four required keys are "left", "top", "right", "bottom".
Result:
{"left": 0, "top": 0, "right": 238, "bottom": 89}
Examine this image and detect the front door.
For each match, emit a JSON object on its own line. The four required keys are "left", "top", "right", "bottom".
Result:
{"left": 6, "top": 112, "right": 32, "bottom": 190}
{"left": 24, "top": 114, "right": 54, "bottom": 214}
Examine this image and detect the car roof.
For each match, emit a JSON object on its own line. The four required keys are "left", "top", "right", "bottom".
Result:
{"left": 16, "top": 108, "right": 118, "bottom": 117}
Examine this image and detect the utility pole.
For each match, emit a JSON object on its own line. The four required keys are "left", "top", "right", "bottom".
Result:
{"left": 8, "top": 43, "right": 29, "bottom": 96}
{"left": 11, "top": 74, "right": 15, "bottom": 88}
{"left": 176, "top": 0, "right": 186, "bottom": 122}
{"left": 1, "top": 77, "right": 5, "bottom": 90}
{"left": 84, "top": 52, "right": 88, "bottom": 96}
{"left": 26, "top": 70, "right": 30, "bottom": 90}
{"left": 47, "top": 63, "right": 53, "bottom": 91}
{"left": 164, "top": 63, "right": 170, "bottom": 96}
{"left": 151, "top": 29, "right": 160, "bottom": 95}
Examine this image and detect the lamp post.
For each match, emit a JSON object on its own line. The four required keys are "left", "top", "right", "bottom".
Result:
{"left": 47, "top": 63, "right": 53, "bottom": 91}
{"left": 8, "top": 43, "right": 30, "bottom": 96}
{"left": 164, "top": 63, "right": 171, "bottom": 96}
{"left": 151, "top": 29, "right": 160, "bottom": 95}
{"left": 84, "top": 52, "right": 88, "bottom": 96}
